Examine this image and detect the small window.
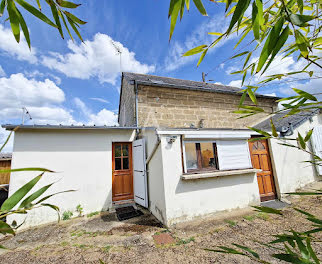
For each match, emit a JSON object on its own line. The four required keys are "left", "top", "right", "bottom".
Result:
{"left": 184, "top": 141, "right": 219, "bottom": 173}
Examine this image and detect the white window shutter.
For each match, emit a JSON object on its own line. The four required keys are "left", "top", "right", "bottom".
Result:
{"left": 133, "top": 139, "right": 148, "bottom": 208}
{"left": 216, "top": 140, "right": 252, "bottom": 170}
{"left": 312, "top": 126, "right": 322, "bottom": 175}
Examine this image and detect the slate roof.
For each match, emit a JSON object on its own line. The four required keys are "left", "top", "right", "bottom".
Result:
{"left": 255, "top": 109, "right": 320, "bottom": 131}
{"left": 122, "top": 72, "right": 280, "bottom": 99}
{"left": 0, "top": 153, "right": 12, "bottom": 160}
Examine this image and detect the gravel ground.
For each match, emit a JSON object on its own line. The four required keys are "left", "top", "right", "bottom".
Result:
{"left": 0, "top": 182, "right": 321, "bottom": 264}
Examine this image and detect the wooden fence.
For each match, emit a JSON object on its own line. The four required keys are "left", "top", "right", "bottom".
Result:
{"left": 0, "top": 160, "right": 11, "bottom": 184}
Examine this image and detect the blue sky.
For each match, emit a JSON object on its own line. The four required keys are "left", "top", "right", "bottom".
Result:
{"left": 0, "top": 1, "right": 320, "bottom": 150}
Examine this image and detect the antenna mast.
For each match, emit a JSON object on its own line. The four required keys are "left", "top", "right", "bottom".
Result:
{"left": 111, "top": 40, "right": 122, "bottom": 73}
{"left": 21, "top": 107, "right": 32, "bottom": 125}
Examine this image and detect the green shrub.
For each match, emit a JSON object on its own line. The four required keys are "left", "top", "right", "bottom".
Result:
{"left": 87, "top": 211, "right": 99, "bottom": 217}
{"left": 76, "top": 204, "right": 83, "bottom": 216}
{"left": 62, "top": 210, "right": 73, "bottom": 220}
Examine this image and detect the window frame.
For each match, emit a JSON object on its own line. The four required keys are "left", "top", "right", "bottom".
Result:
{"left": 182, "top": 140, "right": 219, "bottom": 174}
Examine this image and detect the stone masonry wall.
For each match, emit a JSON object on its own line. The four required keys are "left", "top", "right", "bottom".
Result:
{"left": 119, "top": 78, "right": 136, "bottom": 126}
{"left": 137, "top": 85, "right": 278, "bottom": 129}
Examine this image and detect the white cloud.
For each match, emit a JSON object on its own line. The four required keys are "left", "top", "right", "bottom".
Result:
{"left": 74, "top": 97, "right": 118, "bottom": 126}
{"left": 228, "top": 80, "right": 242, "bottom": 87}
{"left": 24, "top": 70, "right": 62, "bottom": 85}
{"left": 90, "top": 97, "right": 109, "bottom": 104}
{"left": 0, "top": 65, "right": 5, "bottom": 77}
{"left": 263, "top": 92, "right": 277, "bottom": 97}
{"left": 164, "top": 14, "right": 235, "bottom": 71}
{"left": 42, "top": 33, "right": 155, "bottom": 85}
{"left": 0, "top": 25, "right": 37, "bottom": 63}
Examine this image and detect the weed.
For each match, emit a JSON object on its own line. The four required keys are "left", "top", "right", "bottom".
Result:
{"left": 243, "top": 214, "right": 256, "bottom": 221}
{"left": 176, "top": 237, "right": 195, "bottom": 245}
{"left": 60, "top": 241, "right": 69, "bottom": 247}
{"left": 87, "top": 211, "right": 99, "bottom": 218}
{"left": 62, "top": 210, "right": 73, "bottom": 220}
{"left": 225, "top": 219, "right": 237, "bottom": 227}
{"left": 102, "top": 245, "right": 112, "bottom": 252}
{"left": 76, "top": 204, "right": 83, "bottom": 216}
{"left": 256, "top": 212, "right": 269, "bottom": 221}
{"left": 73, "top": 243, "right": 93, "bottom": 249}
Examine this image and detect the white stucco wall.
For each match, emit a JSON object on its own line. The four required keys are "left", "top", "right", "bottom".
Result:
{"left": 8, "top": 129, "right": 135, "bottom": 228}
{"left": 140, "top": 129, "right": 167, "bottom": 223}
{"left": 269, "top": 114, "right": 322, "bottom": 195}
{"left": 159, "top": 135, "right": 261, "bottom": 226}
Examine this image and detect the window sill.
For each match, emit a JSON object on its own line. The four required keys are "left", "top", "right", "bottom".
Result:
{"left": 181, "top": 168, "right": 261, "bottom": 180}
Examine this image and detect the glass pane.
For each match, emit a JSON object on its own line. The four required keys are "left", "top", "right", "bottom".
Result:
{"left": 185, "top": 143, "right": 198, "bottom": 170}
{"left": 122, "top": 145, "right": 129, "bottom": 156}
{"left": 115, "top": 158, "right": 122, "bottom": 170}
{"left": 115, "top": 145, "right": 122, "bottom": 157}
{"left": 123, "top": 158, "right": 129, "bottom": 169}
{"left": 200, "top": 142, "right": 215, "bottom": 168}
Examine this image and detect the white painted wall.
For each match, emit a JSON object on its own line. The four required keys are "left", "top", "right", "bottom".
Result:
{"left": 269, "top": 114, "right": 322, "bottom": 195}
{"left": 159, "top": 135, "right": 261, "bottom": 226}
{"left": 140, "top": 129, "right": 167, "bottom": 223}
{"left": 8, "top": 129, "right": 135, "bottom": 228}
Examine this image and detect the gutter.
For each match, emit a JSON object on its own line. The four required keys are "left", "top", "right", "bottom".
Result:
{"left": 134, "top": 81, "right": 139, "bottom": 132}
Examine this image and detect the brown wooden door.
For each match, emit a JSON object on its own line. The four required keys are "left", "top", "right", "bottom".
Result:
{"left": 112, "top": 142, "right": 133, "bottom": 202}
{"left": 249, "top": 138, "right": 276, "bottom": 202}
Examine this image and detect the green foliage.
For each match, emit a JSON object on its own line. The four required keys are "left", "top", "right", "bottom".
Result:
{"left": 1, "top": 0, "right": 85, "bottom": 47}
{"left": 76, "top": 204, "right": 83, "bottom": 216}
{"left": 176, "top": 236, "right": 195, "bottom": 245}
{"left": 62, "top": 210, "right": 73, "bottom": 220}
{"left": 87, "top": 211, "right": 99, "bottom": 218}
{"left": 225, "top": 219, "right": 237, "bottom": 227}
{"left": 102, "top": 245, "right": 112, "bottom": 252}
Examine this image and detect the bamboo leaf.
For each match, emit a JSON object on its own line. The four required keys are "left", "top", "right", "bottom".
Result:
{"left": 0, "top": 220, "right": 15, "bottom": 235}
{"left": 0, "top": 0, "right": 6, "bottom": 16}
{"left": 253, "top": 206, "right": 283, "bottom": 215}
{"left": 56, "top": 0, "right": 80, "bottom": 8}
{"left": 58, "top": 9, "right": 73, "bottom": 40}
{"left": 297, "top": 0, "right": 303, "bottom": 14}
{"left": 205, "top": 246, "right": 246, "bottom": 255}
{"left": 19, "top": 183, "right": 54, "bottom": 208}
{"left": 306, "top": 237, "right": 320, "bottom": 264}
{"left": 36, "top": 0, "right": 41, "bottom": 10}
{"left": 0, "top": 131, "right": 12, "bottom": 152}
{"left": 272, "top": 253, "right": 304, "bottom": 263}
{"left": 0, "top": 167, "right": 54, "bottom": 174}
{"left": 304, "top": 129, "right": 313, "bottom": 142}
{"left": 192, "top": 0, "right": 207, "bottom": 16}
{"left": 225, "top": 0, "right": 233, "bottom": 11}
{"left": 247, "top": 127, "right": 271, "bottom": 137}
{"left": 35, "top": 189, "right": 75, "bottom": 205}
{"left": 270, "top": 119, "right": 278, "bottom": 137}
{"left": 227, "top": 0, "right": 251, "bottom": 34}
{"left": 16, "top": 7, "right": 30, "bottom": 48}
{"left": 287, "top": 14, "right": 315, "bottom": 27}
{"left": 185, "top": 0, "right": 190, "bottom": 10}
{"left": 1, "top": 173, "right": 44, "bottom": 211}
{"left": 247, "top": 88, "right": 257, "bottom": 105}
{"left": 294, "top": 30, "right": 309, "bottom": 57}
{"left": 256, "top": 17, "right": 284, "bottom": 73}
{"left": 15, "top": 0, "right": 57, "bottom": 28}
{"left": 243, "top": 52, "right": 252, "bottom": 69}
{"left": 208, "top": 32, "right": 222, "bottom": 36}
{"left": 197, "top": 49, "right": 207, "bottom": 66}
{"left": 169, "top": 0, "right": 181, "bottom": 40}
{"left": 232, "top": 243, "right": 260, "bottom": 259}
{"left": 231, "top": 51, "right": 249, "bottom": 59}
{"left": 255, "top": 0, "right": 263, "bottom": 26}
{"left": 49, "top": 0, "right": 63, "bottom": 38}
{"left": 239, "top": 105, "right": 264, "bottom": 112}
{"left": 252, "top": 1, "right": 259, "bottom": 40}
{"left": 182, "top": 44, "right": 207, "bottom": 56}
{"left": 41, "top": 203, "right": 60, "bottom": 221}
{"left": 66, "top": 16, "right": 83, "bottom": 41}
{"left": 7, "top": 0, "right": 20, "bottom": 43}
{"left": 63, "top": 11, "right": 86, "bottom": 24}
{"left": 291, "top": 230, "right": 309, "bottom": 259}
{"left": 298, "top": 132, "right": 306, "bottom": 149}
{"left": 262, "top": 26, "right": 290, "bottom": 74}
{"left": 293, "top": 88, "right": 317, "bottom": 101}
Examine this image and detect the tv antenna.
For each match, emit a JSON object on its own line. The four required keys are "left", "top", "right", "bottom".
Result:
{"left": 21, "top": 107, "right": 32, "bottom": 125}
{"left": 111, "top": 40, "right": 122, "bottom": 73}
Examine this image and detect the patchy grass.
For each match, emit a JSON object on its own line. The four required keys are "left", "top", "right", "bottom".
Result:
{"left": 87, "top": 211, "right": 99, "bottom": 218}
{"left": 102, "top": 245, "right": 112, "bottom": 252}
{"left": 225, "top": 220, "right": 237, "bottom": 227}
{"left": 176, "top": 237, "right": 195, "bottom": 245}
{"left": 256, "top": 212, "right": 269, "bottom": 221}
{"left": 60, "top": 241, "right": 69, "bottom": 247}
{"left": 243, "top": 214, "right": 257, "bottom": 221}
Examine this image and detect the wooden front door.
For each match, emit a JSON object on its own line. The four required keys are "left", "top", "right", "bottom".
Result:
{"left": 249, "top": 138, "right": 276, "bottom": 202}
{"left": 112, "top": 142, "right": 133, "bottom": 202}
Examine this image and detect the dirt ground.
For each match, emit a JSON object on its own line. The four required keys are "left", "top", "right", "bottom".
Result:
{"left": 0, "top": 182, "right": 321, "bottom": 264}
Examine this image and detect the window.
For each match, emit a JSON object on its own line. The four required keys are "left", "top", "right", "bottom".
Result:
{"left": 114, "top": 144, "right": 130, "bottom": 170}
{"left": 183, "top": 139, "right": 252, "bottom": 173}
{"left": 184, "top": 141, "right": 219, "bottom": 172}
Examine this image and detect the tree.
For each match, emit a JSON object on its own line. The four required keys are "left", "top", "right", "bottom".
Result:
{"left": 168, "top": 0, "right": 322, "bottom": 263}
{"left": 0, "top": 0, "right": 85, "bottom": 47}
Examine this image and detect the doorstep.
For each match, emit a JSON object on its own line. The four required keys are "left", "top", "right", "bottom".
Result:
{"left": 110, "top": 199, "right": 136, "bottom": 212}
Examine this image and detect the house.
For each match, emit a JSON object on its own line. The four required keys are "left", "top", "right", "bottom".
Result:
{"left": 2, "top": 72, "right": 321, "bottom": 228}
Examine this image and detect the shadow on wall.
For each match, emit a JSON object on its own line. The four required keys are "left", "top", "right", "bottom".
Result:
{"left": 175, "top": 173, "right": 255, "bottom": 194}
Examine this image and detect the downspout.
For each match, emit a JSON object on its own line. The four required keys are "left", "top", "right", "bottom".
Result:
{"left": 145, "top": 130, "right": 161, "bottom": 211}
{"left": 134, "top": 81, "right": 139, "bottom": 133}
